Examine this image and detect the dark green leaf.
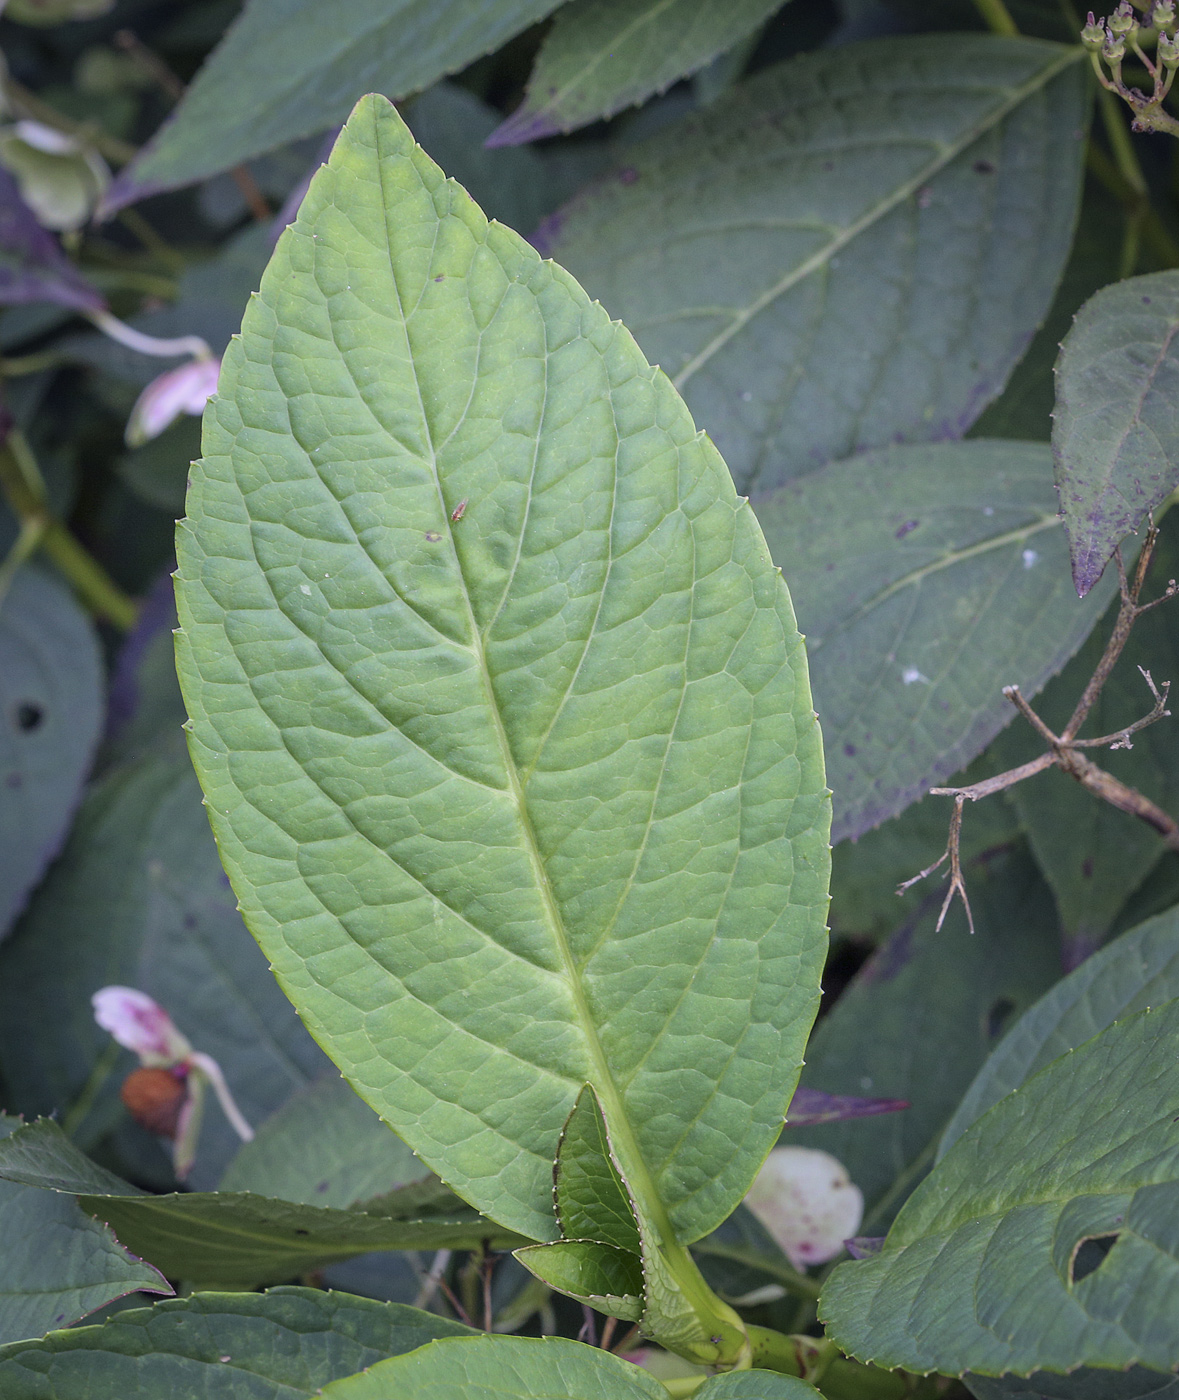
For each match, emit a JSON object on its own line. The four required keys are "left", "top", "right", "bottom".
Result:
{"left": 0, "top": 566, "right": 103, "bottom": 941}
{"left": 554, "top": 1087, "right": 641, "bottom": 1254}
{"left": 173, "top": 94, "right": 829, "bottom": 1267}
{"left": 696, "top": 1374, "right": 822, "bottom": 1399}
{"left": 0, "top": 752, "right": 330, "bottom": 1189}
{"left": 988, "top": 513, "right": 1179, "bottom": 952}
{"left": 788, "top": 848, "right": 1061, "bottom": 1228}
{"left": 0, "top": 1120, "right": 525, "bottom": 1287}
{"left": 220, "top": 1073, "right": 427, "bottom": 1208}
{"left": 966, "top": 1369, "right": 1179, "bottom": 1399}
{"left": 104, "top": 0, "right": 570, "bottom": 209}
{"left": 539, "top": 35, "right": 1086, "bottom": 493}
{"left": 756, "top": 441, "right": 1114, "bottom": 841}
{"left": 0, "top": 1287, "right": 471, "bottom": 1398}
{"left": 488, "top": 0, "right": 789, "bottom": 145}
{"left": 1054, "top": 270, "right": 1179, "bottom": 596}
{"left": 0, "top": 1116, "right": 168, "bottom": 1346}
{"left": 821, "top": 998, "right": 1179, "bottom": 1375}
{"left": 941, "top": 904, "right": 1179, "bottom": 1157}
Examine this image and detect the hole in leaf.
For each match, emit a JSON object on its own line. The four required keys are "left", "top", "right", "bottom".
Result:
{"left": 985, "top": 996, "right": 1016, "bottom": 1042}
{"left": 1069, "top": 1233, "right": 1119, "bottom": 1284}
{"left": 14, "top": 701, "right": 44, "bottom": 732}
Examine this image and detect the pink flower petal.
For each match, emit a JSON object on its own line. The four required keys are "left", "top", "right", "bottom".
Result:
{"left": 124, "top": 357, "right": 220, "bottom": 447}
{"left": 91, "top": 985, "right": 191, "bottom": 1064}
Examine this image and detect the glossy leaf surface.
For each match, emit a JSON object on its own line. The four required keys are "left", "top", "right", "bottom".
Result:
{"left": 0, "top": 566, "right": 103, "bottom": 941}
{"left": 104, "top": 0, "right": 569, "bottom": 209}
{"left": 966, "top": 1369, "right": 1179, "bottom": 1399}
{"left": 539, "top": 35, "right": 1086, "bottom": 493}
{"left": 821, "top": 998, "right": 1179, "bottom": 1375}
{"left": 0, "top": 1120, "right": 522, "bottom": 1286}
{"left": 941, "top": 904, "right": 1179, "bottom": 1158}
{"left": 0, "top": 1287, "right": 470, "bottom": 1398}
{"left": 756, "top": 441, "right": 1113, "bottom": 841}
{"left": 488, "top": 0, "right": 787, "bottom": 146}
{"left": 1053, "top": 270, "right": 1179, "bottom": 596}
{"left": 0, "top": 1116, "right": 167, "bottom": 1346}
{"left": 174, "top": 95, "right": 829, "bottom": 1247}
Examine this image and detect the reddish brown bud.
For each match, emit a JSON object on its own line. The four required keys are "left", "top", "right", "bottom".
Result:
{"left": 120, "top": 1065, "right": 188, "bottom": 1138}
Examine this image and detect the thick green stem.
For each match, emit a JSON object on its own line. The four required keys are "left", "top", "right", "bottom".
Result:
{"left": 0, "top": 431, "right": 139, "bottom": 630}
{"left": 973, "top": 0, "right": 1020, "bottom": 35}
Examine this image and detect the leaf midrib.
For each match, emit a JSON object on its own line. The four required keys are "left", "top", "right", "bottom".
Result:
{"left": 671, "top": 44, "right": 1083, "bottom": 391}
{"left": 375, "top": 125, "right": 683, "bottom": 1251}
{"left": 808, "top": 513, "right": 1061, "bottom": 651}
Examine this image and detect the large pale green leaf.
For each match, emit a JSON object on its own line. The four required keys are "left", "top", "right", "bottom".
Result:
{"left": 820, "top": 997, "right": 1179, "bottom": 1376}
{"left": 488, "top": 0, "right": 789, "bottom": 146}
{"left": 941, "top": 904, "right": 1179, "bottom": 1158}
{"left": 538, "top": 35, "right": 1086, "bottom": 494}
{"left": 220, "top": 1073, "right": 426, "bottom": 1207}
{"left": 0, "top": 1116, "right": 168, "bottom": 1346}
{"left": 755, "top": 441, "right": 1113, "bottom": 841}
{"left": 987, "top": 512, "right": 1179, "bottom": 953}
{"left": 788, "top": 848, "right": 1060, "bottom": 1228}
{"left": 319, "top": 1334, "right": 821, "bottom": 1398}
{"left": 1053, "top": 270, "right": 1179, "bottom": 596}
{"left": 0, "top": 566, "right": 102, "bottom": 941}
{"left": 0, "top": 1287, "right": 471, "bottom": 1398}
{"left": 173, "top": 92, "right": 829, "bottom": 1263}
{"left": 0, "top": 1120, "right": 523, "bottom": 1287}
{"left": 103, "top": 0, "right": 569, "bottom": 210}
{"left": 0, "top": 752, "right": 329, "bottom": 1189}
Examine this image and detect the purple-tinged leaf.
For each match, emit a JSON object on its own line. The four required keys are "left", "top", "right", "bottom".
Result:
{"left": 785, "top": 1088, "right": 909, "bottom": 1128}
{"left": 0, "top": 167, "right": 103, "bottom": 312}
{"left": 844, "top": 1236, "right": 885, "bottom": 1260}
{"left": 1053, "top": 269, "right": 1179, "bottom": 597}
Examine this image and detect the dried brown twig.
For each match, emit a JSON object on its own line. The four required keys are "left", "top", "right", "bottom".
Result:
{"left": 901, "top": 525, "right": 1179, "bottom": 932}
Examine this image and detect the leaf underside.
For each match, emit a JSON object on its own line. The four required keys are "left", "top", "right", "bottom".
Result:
{"left": 173, "top": 95, "right": 830, "bottom": 1247}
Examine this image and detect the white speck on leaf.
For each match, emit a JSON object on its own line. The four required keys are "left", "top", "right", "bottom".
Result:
{"left": 1022, "top": 549, "right": 1039, "bottom": 569}
{"left": 902, "top": 666, "right": 929, "bottom": 685}
{"left": 300, "top": 584, "right": 311, "bottom": 595}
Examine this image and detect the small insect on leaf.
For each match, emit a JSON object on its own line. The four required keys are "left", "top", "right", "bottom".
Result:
{"left": 451, "top": 499, "right": 468, "bottom": 523}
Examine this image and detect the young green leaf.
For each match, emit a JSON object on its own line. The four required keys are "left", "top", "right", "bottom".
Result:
{"left": 0, "top": 1115, "right": 169, "bottom": 1346}
{"left": 940, "top": 903, "right": 1179, "bottom": 1159}
{"left": 553, "top": 1087, "right": 641, "bottom": 1254}
{"left": 1053, "top": 270, "right": 1179, "bottom": 597}
{"left": 487, "top": 0, "right": 788, "bottom": 146}
{"left": 173, "top": 87, "right": 829, "bottom": 1297}
{"left": 0, "top": 1287, "right": 471, "bottom": 1399}
{"left": 821, "top": 997, "right": 1179, "bottom": 1376}
{"left": 0, "top": 1119, "right": 521, "bottom": 1286}
{"left": 538, "top": 35, "right": 1086, "bottom": 494}
{"left": 755, "top": 441, "right": 1114, "bottom": 841}
{"left": 515, "top": 1239, "right": 644, "bottom": 1320}
{"left": 0, "top": 566, "right": 103, "bottom": 942}
{"left": 103, "top": 0, "right": 570, "bottom": 211}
